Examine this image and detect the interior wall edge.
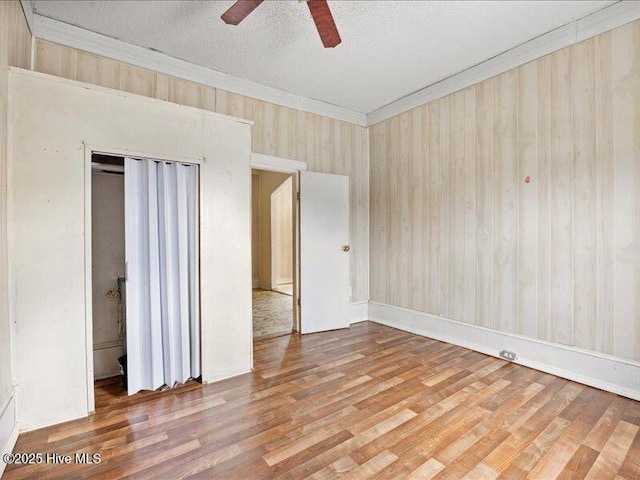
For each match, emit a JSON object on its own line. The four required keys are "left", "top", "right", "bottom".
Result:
{"left": 369, "top": 302, "right": 640, "bottom": 402}
{"left": 1, "top": 0, "right": 33, "bottom": 432}
{"left": 0, "top": 394, "right": 18, "bottom": 477}
{"left": 350, "top": 301, "right": 368, "bottom": 324}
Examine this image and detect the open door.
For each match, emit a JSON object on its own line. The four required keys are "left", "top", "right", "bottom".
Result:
{"left": 300, "top": 171, "right": 350, "bottom": 334}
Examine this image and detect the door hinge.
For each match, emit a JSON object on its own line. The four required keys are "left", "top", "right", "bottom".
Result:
{"left": 297, "top": 192, "right": 300, "bottom": 200}
{"left": 297, "top": 297, "right": 301, "bottom": 306}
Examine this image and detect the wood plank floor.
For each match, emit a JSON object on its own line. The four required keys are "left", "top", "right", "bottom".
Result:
{"left": 5, "top": 322, "right": 640, "bottom": 479}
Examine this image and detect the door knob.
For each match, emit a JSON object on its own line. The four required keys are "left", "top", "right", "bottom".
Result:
{"left": 342, "top": 245, "right": 350, "bottom": 252}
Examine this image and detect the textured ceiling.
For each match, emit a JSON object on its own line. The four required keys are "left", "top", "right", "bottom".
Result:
{"left": 30, "top": 0, "right": 614, "bottom": 113}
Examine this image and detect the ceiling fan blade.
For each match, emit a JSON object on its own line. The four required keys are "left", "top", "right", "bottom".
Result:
{"left": 306, "top": 0, "right": 342, "bottom": 48}
{"left": 221, "top": 0, "right": 264, "bottom": 25}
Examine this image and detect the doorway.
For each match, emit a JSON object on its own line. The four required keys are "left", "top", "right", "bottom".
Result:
{"left": 248, "top": 154, "right": 352, "bottom": 343}
{"left": 90, "top": 153, "right": 202, "bottom": 405}
{"left": 251, "top": 169, "right": 297, "bottom": 339}
{"left": 91, "top": 153, "right": 127, "bottom": 406}
{"left": 90, "top": 154, "right": 126, "bottom": 398}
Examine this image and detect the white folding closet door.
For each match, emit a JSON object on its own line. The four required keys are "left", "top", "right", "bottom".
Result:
{"left": 125, "top": 158, "right": 199, "bottom": 395}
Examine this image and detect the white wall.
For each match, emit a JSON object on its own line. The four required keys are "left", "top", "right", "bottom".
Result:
{"left": 8, "top": 68, "right": 252, "bottom": 431}
{"left": 0, "top": 2, "right": 31, "bottom": 464}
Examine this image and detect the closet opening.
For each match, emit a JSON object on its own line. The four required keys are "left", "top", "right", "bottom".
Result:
{"left": 91, "top": 154, "right": 127, "bottom": 401}
{"left": 90, "top": 152, "right": 202, "bottom": 408}
{"left": 251, "top": 169, "right": 299, "bottom": 342}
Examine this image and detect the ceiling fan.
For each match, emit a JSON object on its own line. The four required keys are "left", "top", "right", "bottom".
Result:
{"left": 221, "top": 0, "right": 342, "bottom": 48}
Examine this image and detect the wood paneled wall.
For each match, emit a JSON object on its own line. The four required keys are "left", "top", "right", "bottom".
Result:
{"left": 0, "top": 0, "right": 32, "bottom": 407}
{"left": 34, "top": 39, "right": 369, "bottom": 303}
{"left": 370, "top": 19, "right": 640, "bottom": 362}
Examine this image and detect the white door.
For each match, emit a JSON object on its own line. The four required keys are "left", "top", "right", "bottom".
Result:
{"left": 300, "top": 171, "right": 350, "bottom": 334}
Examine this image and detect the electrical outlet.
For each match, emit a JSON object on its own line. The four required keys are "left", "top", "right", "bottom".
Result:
{"left": 500, "top": 350, "right": 517, "bottom": 362}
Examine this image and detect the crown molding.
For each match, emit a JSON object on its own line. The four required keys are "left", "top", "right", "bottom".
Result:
{"left": 20, "top": 1, "right": 640, "bottom": 128}
{"left": 19, "top": 0, "right": 35, "bottom": 35}
{"left": 367, "top": 0, "right": 640, "bottom": 126}
{"left": 28, "top": 13, "right": 368, "bottom": 127}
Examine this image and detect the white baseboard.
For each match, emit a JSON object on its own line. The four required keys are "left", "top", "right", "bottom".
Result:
{"left": 369, "top": 302, "right": 640, "bottom": 401}
{"left": 19, "top": 411, "right": 88, "bottom": 434}
{"left": 204, "top": 367, "right": 252, "bottom": 384}
{"left": 94, "top": 373, "right": 122, "bottom": 381}
{"left": 0, "top": 394, "right": 19, "bottom": 477}
{"left": 93, "top": 343, "right": 124, "bottom": 380}
{"left": 350, "top": 301, "right": 369, "bottom": 324}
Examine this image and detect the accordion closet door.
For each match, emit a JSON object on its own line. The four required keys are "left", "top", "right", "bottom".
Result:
{"left": 124, "top": 157, "right": 200, "bottom": 395}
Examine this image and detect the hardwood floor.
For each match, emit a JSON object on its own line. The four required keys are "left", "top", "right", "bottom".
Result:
{"left": 5, "top": 322, "right": 640, "bottom": 479}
